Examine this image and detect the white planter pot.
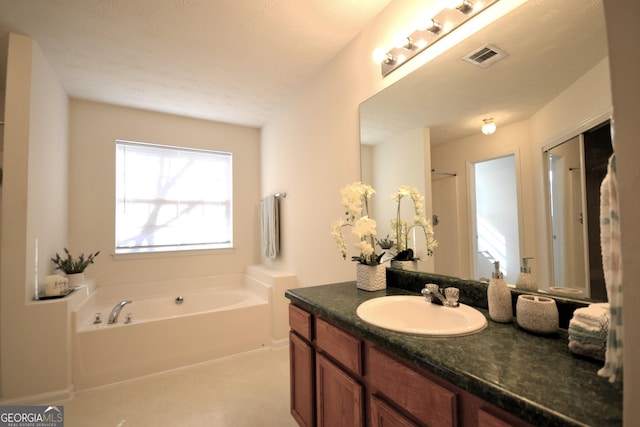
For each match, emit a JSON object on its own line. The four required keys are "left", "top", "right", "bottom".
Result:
{"left": 356, "top": 264, "right": 386, "bottom": 292}
{"left": 66, "top": 272, "right": 86, "bottom": 287}
{"left": 390, "top": 260, "right": 417, "bottom": 271}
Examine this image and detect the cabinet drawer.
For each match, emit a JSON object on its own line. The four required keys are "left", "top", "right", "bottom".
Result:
{"left": 289, "top": 304, "right": 313, "bottom": 340}
{"left": 316, "top": 317, "right": 363, "bottom": 376}
{"left": 367, "top": 346, "right": 457, "bottom": 427}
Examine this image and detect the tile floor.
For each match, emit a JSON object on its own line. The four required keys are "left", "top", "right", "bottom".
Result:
{"left": 57, "top": 346, "right": 298, "bottom": 427}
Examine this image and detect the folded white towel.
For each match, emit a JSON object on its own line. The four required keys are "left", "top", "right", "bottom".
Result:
{"left": 569, "top": 317, "right": 607, "bottom": 338}
{"left": 572, "top": 303, "right": 609, "bottom": 331}
{"left": 568, "top": 321, "right": 607, "bottom": 346}
{"left": 569, "top": 340, "right": 605, "bottom": 361}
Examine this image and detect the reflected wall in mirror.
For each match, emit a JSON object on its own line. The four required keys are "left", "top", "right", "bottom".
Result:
{"left": 545, "top": 121, "right": 612, "bottom": 300}
{"left": 359, "top": 0, "right": 610, "bottom": 301}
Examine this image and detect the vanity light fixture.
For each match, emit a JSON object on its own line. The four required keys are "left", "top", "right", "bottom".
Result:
{"left": 374, "top": 0, "right": 499, "bottom": 77}
{"left": 482, "top": 118, "right": 497, "bottom": 135}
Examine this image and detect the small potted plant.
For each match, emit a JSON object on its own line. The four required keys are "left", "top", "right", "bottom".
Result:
{"left": 331, "top": 182, "right": 387, "bottom": 291}
{"left": 51, "top": 248, "right": 100, "bottom": 286}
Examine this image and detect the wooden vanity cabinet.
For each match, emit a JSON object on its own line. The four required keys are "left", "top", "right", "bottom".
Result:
{"left": 288, "top": 303, "right": 531, "bottom": 427}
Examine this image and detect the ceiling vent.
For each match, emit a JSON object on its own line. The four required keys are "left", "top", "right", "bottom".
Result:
{"left": 463, "top": 44, "right": 509, "bottom": 68}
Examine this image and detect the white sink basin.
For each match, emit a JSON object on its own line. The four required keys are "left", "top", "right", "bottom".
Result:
{"left": 356, "top": 295, "right": 487, "bottom": 337}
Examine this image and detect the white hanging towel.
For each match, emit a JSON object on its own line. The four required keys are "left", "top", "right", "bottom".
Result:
{"left": 261, "top": 195, "right": 279, "bottom": 259}
{"left": 598, "top": 153, "right": 623, "bottom": 383}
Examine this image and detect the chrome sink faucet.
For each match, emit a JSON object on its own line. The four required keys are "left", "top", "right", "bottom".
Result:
{"left": 108, "top": 300, "right": 132, "bottom": 324}
{"left": 421, "top": 284, "right": 459, "bottom": 307}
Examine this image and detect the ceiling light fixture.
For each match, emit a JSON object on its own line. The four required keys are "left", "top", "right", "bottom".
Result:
{"left": 482, "top": 118, "right": 496, "bottom": 135}
{"left": 373, "top": 0, "right": 499, "bottom": 77}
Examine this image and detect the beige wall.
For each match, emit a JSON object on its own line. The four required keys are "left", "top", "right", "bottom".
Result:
{"left": 68, "top": 100, "right": 261, "bottom": 286}
{"left": 1, "top": 34, "right": 70, "bottom": 400}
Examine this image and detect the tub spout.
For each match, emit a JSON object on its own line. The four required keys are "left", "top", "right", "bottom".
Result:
{"left": 108, "top": 300, "right": 132, "bottom": 324}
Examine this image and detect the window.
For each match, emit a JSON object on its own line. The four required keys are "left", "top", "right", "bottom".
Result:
{"left": 116, "top": 140, "right": 232, "bottom": 253}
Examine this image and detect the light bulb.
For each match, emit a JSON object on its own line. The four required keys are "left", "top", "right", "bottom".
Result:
{"left": 482, "top": 118, "right": 496, "bottom": 135}
{"left": 415, "top": 11, "right": 436, "bottom": 31}
{"left": 392, "top": 32, "right": 412, "bottom": 49}
{"left": 415, "top": 39, "right": 428, "bottom": 49}
{"left": 372, "top": 48, "right": 389, "bottom": 63}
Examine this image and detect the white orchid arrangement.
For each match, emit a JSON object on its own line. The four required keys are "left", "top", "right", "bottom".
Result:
{"left": 331, "top": 182, "right": 384, "bottom": 266}
{"left": 391, "top": 185, "right": 438, "bottom": 260}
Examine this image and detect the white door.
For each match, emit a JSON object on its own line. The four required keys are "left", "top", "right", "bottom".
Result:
{"left": 471, "top": 154, "right": 520, "bottom": 283}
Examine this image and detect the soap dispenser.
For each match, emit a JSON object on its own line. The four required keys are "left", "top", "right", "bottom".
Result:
{"left": 515, "top": 257, "right": 537, "bottom": 292}
{"left": 487, "top": 261, "right": 513, "bottom": 323}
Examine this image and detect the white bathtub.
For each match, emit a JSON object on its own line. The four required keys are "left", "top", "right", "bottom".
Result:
{"left": 72, "top": 274, "right": 271, "bottom": 390}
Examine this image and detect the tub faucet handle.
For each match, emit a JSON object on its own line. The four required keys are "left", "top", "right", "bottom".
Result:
{"left": 124, "top": 313, "right": 133, "bottom": 324}
{"left": 93, "top": 312, "right": 102, "bottom": 324}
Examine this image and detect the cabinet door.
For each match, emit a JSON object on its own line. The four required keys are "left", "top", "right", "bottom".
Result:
{"left": 316, "top": 353, "right": 363, "bottom": 427}
{"left": 370, "top": 395, "right": 419, "bottom": 427}
{"left": 290, "top": 332, "right": 314, "bottom": 427}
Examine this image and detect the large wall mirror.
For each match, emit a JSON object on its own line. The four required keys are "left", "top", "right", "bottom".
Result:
{"left": 360, "top": 0, "right": 610, "bottom": 301}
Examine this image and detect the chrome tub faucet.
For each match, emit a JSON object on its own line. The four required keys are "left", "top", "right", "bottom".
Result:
{"left": 108, "top": 300, "right": 132, "bottom": 324}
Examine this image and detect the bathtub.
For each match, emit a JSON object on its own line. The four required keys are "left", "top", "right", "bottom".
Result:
{"left": 72, "top": 274, "right": 271, "bottom": 390}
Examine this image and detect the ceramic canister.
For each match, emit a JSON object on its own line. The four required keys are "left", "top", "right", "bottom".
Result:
{"left": 516, "top": 294, "right": 559, "bottom": 334}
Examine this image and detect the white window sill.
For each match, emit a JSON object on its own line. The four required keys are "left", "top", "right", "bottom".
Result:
{"left": 112, "top": 247, "right": 236, "bottom": 261}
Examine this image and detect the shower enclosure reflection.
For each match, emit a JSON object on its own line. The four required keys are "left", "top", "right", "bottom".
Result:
{"left": 545, "top": 121, "right": 612, "bottom": 300}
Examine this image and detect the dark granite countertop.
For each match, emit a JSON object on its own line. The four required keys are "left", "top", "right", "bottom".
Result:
{"left": 285, "top": 281, "right": 622, "bottom": 427}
